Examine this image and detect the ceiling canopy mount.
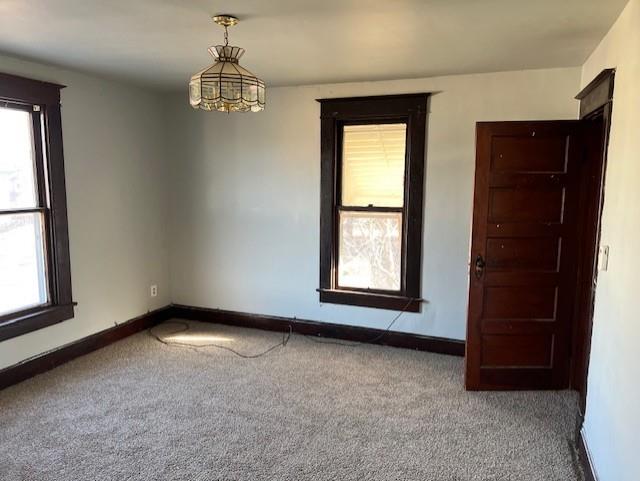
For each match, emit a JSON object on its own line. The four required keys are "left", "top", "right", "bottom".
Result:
{"left": 212, "top": 15, "right": 239, "bottom": 28}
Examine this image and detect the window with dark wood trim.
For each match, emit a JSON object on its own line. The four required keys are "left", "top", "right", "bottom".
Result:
{"left": 0, "top": 73, "right": 74, "bottom": 341}
{"left": 317, "top": 94, "right": 428, "bottom": 312}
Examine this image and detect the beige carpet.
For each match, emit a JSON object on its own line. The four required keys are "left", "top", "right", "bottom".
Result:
{"left": 0, "top": 320, "right": 583, "bottom": 480}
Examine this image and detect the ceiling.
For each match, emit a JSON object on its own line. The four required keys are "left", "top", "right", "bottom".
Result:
{"left": 0, "top": 0, "right": 629, "bottom": 91}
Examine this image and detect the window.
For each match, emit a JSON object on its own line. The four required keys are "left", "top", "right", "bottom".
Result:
{"left": 318, "top": 94, "right": 428, "bottom": 311}
{"left": 0, "top": 73, "right": 74, "bottom": 341}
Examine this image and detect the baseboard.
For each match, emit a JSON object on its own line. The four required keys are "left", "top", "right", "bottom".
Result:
{"left": 0, "top": 303, "right": 464, "bottom": 392}
{"left": 171, "top": 304, "right": 466, "bottom": 356}
{"left": 0, "top": 305, "right": 173, "bottom": 391}
{"left": 577, "top": 429, "right": 599, "bottom": 481}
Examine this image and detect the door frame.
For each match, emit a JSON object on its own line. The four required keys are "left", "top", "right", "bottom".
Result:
{"left": 571, "top": 68, "right": 615, "bottom": 414}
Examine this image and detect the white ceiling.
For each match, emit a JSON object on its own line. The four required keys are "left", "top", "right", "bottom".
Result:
{"left": 0, "top": 0, "right": 629, "bottom": 91}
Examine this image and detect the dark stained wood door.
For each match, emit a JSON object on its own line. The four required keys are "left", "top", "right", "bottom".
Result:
{"left": 466, "top": 121, "right": 585, "bottom": 390}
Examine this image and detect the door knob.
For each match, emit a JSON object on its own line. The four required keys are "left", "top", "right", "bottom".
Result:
{"left": 474, "top": 254, "right": 486, "bottom": 279}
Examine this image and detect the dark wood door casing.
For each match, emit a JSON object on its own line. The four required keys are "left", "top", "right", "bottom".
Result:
{"left": 466, "top": 121, "right": 586, "bottom": 390}
{"left": 571, "top": 68, "right": 615, "bottom": 413}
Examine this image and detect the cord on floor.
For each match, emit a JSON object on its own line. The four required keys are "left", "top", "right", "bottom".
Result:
{"left": 303, "top": 297, "right": 418, "bottom": 347}
{"left": 150, "top": 297, "right": 419, "bottom": 355}
{"left": 148, "top": 320, "right": 291, "bottom": 359}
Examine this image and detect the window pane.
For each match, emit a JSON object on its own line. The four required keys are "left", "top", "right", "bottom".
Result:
{"left": 0, "top": 106, "right": 38, "bottom": 209}
{"left": 338, "top": 211, "right": 402, "bottom": 291}
{"left": 341, "top": 123, "right": 406, "bottom": 207}
{"left": 0, "top": 213, "right": 48, "bottom": 316}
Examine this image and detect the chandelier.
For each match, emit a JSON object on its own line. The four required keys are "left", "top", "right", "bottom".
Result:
{"left": 189, "top": 15, "right": 265, "bottom": 112}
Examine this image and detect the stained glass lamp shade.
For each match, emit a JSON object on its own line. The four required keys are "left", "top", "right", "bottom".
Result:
{"left": 189, "top": 16, "right": 265, "bottom": 113}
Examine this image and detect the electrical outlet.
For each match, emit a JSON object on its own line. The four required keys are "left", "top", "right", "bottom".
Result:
{"left": 150, "top": 285, "right": 158, "bottom": 297}
{"left": 598, "top": 245, "right": 610, "bottom": 271}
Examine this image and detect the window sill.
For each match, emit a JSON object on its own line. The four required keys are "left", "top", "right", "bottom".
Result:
{"left": 0, "top": 304, "right": 75, "bottom": 342}
{"left": 318, "top": 289, "right": 421, "bottom": 312}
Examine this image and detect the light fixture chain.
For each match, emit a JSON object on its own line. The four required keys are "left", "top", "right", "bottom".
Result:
{"left": 224, "top": 25, "right": 229, "bottom": 46}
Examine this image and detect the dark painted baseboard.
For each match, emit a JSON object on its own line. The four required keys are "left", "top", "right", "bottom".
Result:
{"left": 577, "top": 430, "right": 598, "bottom": 481}
{"left": 0, "top": 306, "right": 173, "bottom": 391}
{"left": 171, "top": 304, "right": 466, "bottom": 356}
{"left": 0, "top": 303, "right": 464, "bottom": 391}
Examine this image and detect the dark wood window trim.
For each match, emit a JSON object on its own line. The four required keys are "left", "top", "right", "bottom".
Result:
{"left": 0, "top": 72, "right": 74, "bottom": 342}
{"left": 317, "top": 94, "right": 429, "bottom": 312}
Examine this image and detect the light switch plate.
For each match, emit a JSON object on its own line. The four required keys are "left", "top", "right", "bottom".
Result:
{"left": 598, "top": 245, "right": 610, "bottom": 271}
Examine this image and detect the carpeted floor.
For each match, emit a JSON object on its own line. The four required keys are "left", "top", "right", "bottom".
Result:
{"left": 0, "top": 320, "right": 584, "bottom": 481}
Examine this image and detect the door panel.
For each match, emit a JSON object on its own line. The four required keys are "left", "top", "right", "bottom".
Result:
{"left": 485, "top": 237, "right": 559, "bottom": 270}
{"left": 466, "top": 121, "right": 584, "bottom": 390}
{"left": 483, "top": 286, "right": 557, "bottom": 319}
{"left": 491, "top": 136, "right": 568, "bottom": 172}
{"left": 489, "top": 188, "right": 564, "bottom": 223}
{"left": 481, "top": 334, "right": 553, "bottom": 367}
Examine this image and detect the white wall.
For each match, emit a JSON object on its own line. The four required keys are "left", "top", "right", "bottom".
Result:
{"left": 0, "top": 55, "right": 171, "bottom": 370}
{"left": 580, "top": 1, "right": 640, "bottom": 480}
{"left": 167, "top": 67, "right": 580, "bottom": 340}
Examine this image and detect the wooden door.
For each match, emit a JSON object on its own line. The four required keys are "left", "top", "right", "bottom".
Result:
{"left": 466, "top": 121, "right": 585, "bottom": 390}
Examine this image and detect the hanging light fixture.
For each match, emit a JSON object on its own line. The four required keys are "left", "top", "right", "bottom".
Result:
{"left": 189, "top": 15, "right": 265, "bottom": 112}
